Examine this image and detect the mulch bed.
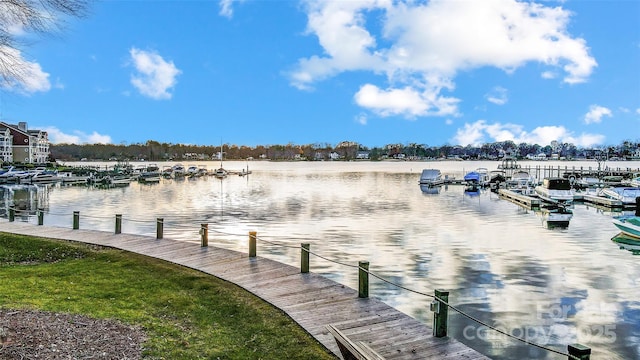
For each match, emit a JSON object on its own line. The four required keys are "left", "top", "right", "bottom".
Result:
{"left": 0, "top": 309, "right": 147, "bottom": 359}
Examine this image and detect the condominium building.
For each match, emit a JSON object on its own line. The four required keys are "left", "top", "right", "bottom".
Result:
{"left": 0, "top": 122, "right": 50, "bottom": 164}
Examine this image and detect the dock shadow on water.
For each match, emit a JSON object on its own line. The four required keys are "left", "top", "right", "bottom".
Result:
{"left": 1, "top": 160, "right": 639, "bottom": 360}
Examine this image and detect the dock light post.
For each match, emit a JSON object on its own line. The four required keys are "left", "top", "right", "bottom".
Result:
{"left": 9, "top": 208, "right": 15, "bottom": 222}
{"left": 37, "top": 208, "right": 44, "bottom": 225}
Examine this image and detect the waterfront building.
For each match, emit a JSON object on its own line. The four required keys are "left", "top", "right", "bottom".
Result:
{"left": 0, "top": 121, "right": 50, "bottom": 164}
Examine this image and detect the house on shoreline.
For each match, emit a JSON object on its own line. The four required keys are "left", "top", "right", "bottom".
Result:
{"left": 0, "top": 122, "right": 50, "bottom": 164}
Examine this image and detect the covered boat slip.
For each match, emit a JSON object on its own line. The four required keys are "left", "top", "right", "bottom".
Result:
{"left": 0, "top": 220, "right": 489, "bottom": 360}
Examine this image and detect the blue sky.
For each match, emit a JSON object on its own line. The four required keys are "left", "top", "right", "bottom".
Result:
{"left": 1, "top": 0, "right": 639, "bottom": 148}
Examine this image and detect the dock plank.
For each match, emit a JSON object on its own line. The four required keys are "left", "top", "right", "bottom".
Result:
{"left": 0, "top": 221, "right": 491, "bottom": 360}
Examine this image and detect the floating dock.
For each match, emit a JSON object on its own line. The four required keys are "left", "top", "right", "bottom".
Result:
{"left": 498, "top": 188, "right": 541, "bottom": 209}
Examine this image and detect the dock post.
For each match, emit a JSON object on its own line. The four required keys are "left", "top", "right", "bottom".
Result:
{"left": 73, "top": 211, "right": 80, "bottom": 230}
{"left": 358, "top": 261, "right": 369, "bottom": 298}
{"left": 433, "top": 289, "right": 449, "bottom": 337}
{"left": 9, "top": 208, "right": 15, "bottom": 222}
{"left": 200, "top": 224, "right": 208, "bottom": 247}
{"left": 249, "top": 231, "right": 257, "bottom": 257}
{"left": 301, "top": 243, "right": 310, "bottom": 273}
{"left": 37, "top": 208, "right": 44, "bottom": 225}
{"left": 156, "top": 218, "right": 163, "bottom": 239}
{"left": 567, "top": 344, "right": 591, "bottom": 360}
{"left": 115, "top": 214, "right": 122, "bottom": 234}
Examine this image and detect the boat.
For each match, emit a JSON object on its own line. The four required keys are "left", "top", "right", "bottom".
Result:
{"left": 598, "top": 186, "right": 640, "bottom": 206}
{"left": 213, "top": 167, "right": 228, "bottom": 179}
{"left": 138, "top": 164, "right": 161, "bottom": 183}
{"left": 623, "top": 173, "right": 640, "bottom": 187}
{"left": 213, "top": 142, "right": 228, "bottom": 179}
{"left": 507, "top": 170, "right": 537, "bottom": 196}
{"left": 420, "top": 184, "right": 442, "bottom": 194}
{"left": 464, "top": 168, "right": 489, "bottom": 190}
{"left": 186, "top": 164, "right": 199, "bottom": 177}
{"left": 612, "top": 216, "right": 640, "bottom": 239}
{"left": 172, "top": 164, "right": 186, "bottom": 178}
{"left": 106, "top": 173, "right": 133, "bottom": 186}
{"left": 488, "top": 170, "right": 506, "bottom": 189}
{"left": 419, "top": 169, "right": 444, "bottom": 186}
{"left": 611, "top": 232, "right": 640, "bottom": 255}
{"left": 534, "top": 177, "right": 574, "bottom": 204}
{"left": 540, "top": 204, "right": 573, "bottom": 225}
{"left": 27, "top": 169, "right": 61, "bottom": 184}
{"left": 57, "top": 171, "right": 89, "bottom": 185}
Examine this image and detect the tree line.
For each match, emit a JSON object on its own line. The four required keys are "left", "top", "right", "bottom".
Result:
{"left": 48, "top": 139, "right": 640, "bottom": 162}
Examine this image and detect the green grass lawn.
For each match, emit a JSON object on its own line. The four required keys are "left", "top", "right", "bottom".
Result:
{"left": 0, "top": 232, "right": 337, "bottom": 359}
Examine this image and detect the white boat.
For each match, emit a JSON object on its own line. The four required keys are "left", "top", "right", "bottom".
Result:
{"left": 623, "top": 174, "right": 640, "bottom": 187}
{"left": 56, "top": 171, "right": 89, "bottom": 184}
{"left": 507, "top": 170, "right": 537, "bottom": 196}
{"left": 172, "top": 164, "right": 186, "bottom": 178}
{"left": 106, "top": 174, "right": 133, "bottom": 186}
{"left": 186, "top": 164, "right": 199, "bottom": 177}
{"left": 213, "top": 167, "right": 228, "bottom": 179}
{"left": 612, "top": 216, "right": 640, "bottom": 239}
{"left": 541, "top": 205, "right": 573, "bottom": 223}
{"left": 599, "top": 186, "right": 640, "bottom": 206}
{"left": 419, "top": 169, "right": 444, "bottom": 186}
{"left": 138, "top": 165, "right": 161, "bottom": 183}
{"left": 534, "top": 177, "right": 574, "bottom": 204}
{"left": 213, "top": 142, "right": 228, "bottom": 179}
{"left": 28, "top": 169, "right": 61, "bottom": 184}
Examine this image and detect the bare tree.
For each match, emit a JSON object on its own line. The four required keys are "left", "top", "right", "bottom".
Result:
{"left": 0, "top": 0, "right": 90, "bottom": 87}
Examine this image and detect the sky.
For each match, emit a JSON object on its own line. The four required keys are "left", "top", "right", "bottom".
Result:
{"left": 0, "top": 0, "right": 639, "bottom": 148}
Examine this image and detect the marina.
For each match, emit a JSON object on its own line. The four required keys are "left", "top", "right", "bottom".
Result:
{"left": 1, "top": 159, "right": 639, "bottom": 359}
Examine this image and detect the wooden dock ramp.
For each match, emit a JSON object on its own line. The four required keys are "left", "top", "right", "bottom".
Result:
{"left": 0, "top": 220, "right": 490, "bottom": 359}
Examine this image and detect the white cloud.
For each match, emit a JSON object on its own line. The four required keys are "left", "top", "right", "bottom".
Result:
{"left": 219, "top": 0, "right": 242, "bottom": 18}
{"left": 584, "top": 105, "right": 612, "bottom": 124}
{"left": 451, "top": 120, "right": 604, "bottom": 147}
{"left": 485, "top": 86, "right": 508, "bottom": 105}
{"left": 291, "top": 0, "right": 595, "bottom": 117}
{"left": 0, "top": 46, "right": 51, "bottom": 94}
{"left": 41, "top": 127, "right": 112, "bottom": 144}
{"left": 355, "top": 113, "right": 368, "bottom": 125}
{"left": 129, "top": 48, "right": 181, "bottom": 100}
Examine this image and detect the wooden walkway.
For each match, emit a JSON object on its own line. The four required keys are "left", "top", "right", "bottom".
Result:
{"left": 0, "top": 220, "right": 490, "bottom": 360}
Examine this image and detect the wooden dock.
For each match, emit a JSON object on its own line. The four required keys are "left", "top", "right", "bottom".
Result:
{"left": 498, "top": 189, "right": 541, "bottom": 209}
{"left": 0, "top": 220, "right": 489, "bottom": 360}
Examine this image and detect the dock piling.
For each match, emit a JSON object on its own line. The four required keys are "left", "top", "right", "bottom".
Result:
{"left": 433, "top": 289, "right": 449, "bottom": 337}
{"left": 115, "top": 214, "right": 122, "bottom": 234}
{"left": 301, "top": 243, "right": 310, "bottom": 273}
{"left": 156, "top": 218, "right": 163, "bottom": 239}
{"left": 73, "top": 211, "right": 79, "bottom": 230}
{"left": 37, "top": 208, "right": 44, "bottom": 225}
{"left": 358, "top": 261, "right": 369, "bottom": 298}
{"left": 200, "top": 223, "right": 208, "bottom": 247}
{"left": 568, "top": 343, "right": 591, "bottom": 360}
{"left": 9, "top": 208, "right": 15, "bottom": 222}
{"left": 249, "top": 231, "right": 257, "bottom": 257}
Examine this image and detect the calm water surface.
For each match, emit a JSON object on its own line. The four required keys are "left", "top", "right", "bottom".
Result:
{"left": 2, "top": 160, "right": 639, "bottom": 360}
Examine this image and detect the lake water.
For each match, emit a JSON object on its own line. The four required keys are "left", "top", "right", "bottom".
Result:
{"left": 2, "top": 160, "right": 639, "bottom": 360}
